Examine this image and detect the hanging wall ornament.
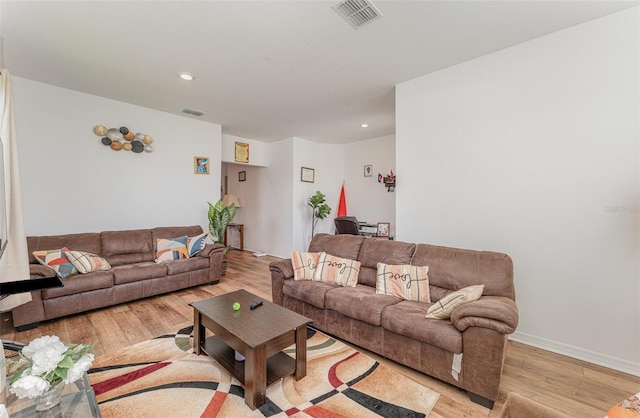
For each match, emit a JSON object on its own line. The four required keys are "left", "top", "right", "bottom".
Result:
{"left": 94, "top": 125, "right": 154, "bottom": 155}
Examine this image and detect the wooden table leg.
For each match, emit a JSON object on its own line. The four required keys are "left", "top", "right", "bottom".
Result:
{"left": 244, "top": 344, "right": 267, "bottom": 410}
{"left": 295, "top": 325, "right": 307, "bottom": 380}
{"left": 193, "top": 310, "right": 203, "bottom": 355}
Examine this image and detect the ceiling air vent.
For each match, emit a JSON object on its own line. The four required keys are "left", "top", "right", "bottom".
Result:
{"left": 182, "top": 108, "right": 205, "bottom": 117}
{"left": 333, "top": 0, "right": 382, "bottom": 29}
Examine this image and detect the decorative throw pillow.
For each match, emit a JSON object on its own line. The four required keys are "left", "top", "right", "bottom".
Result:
{"left": 426, "top": 284, "right": 485, "bottom": 320}
{"left": 32, "top": 247, "right": 79, "bottom": 279}
{"left": 376, "top": 263, "right": 430, "bottom": 302}
{"left": 64, "top": 250, "right": 111, "bottom": 274}
{"left": 155, "top": 236, "right": 189, "bottom": 262}
{"left": 187, "top": 232, "right": 208, "bottom": 257}
{"left": 291, "top": 251, "right": 325, "bottom": 281}
{"left": 314, "top": 253, "right": 360, "bottom": 287}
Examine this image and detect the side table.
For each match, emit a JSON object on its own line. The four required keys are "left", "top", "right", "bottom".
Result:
{"left": 224, "top": 223, "right": 244, "bottom": 251}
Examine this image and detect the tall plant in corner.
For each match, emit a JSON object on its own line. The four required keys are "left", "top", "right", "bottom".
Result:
{"left": 308, "top": 191, "right": 331, "bottom": 237}
{"left": 208, "top": 199, "right": 237, "bottom": 254}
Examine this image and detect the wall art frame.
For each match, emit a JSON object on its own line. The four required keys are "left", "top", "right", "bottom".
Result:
{"left": 194, "top": 156, "right": 209, "bottom": 174}
{"left": 364, "top": 165, "right": 373, "bottom": 177}
{"left": 235, "top": 142, "right": 249, "bottom": 163}
{"left": 377, "top": 222, "right": 390, "bottom": 238}
{"left": 239, "top": 171, "right": 246, "bottom": 182}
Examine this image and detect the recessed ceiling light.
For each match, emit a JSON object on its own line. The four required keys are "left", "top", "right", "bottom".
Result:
{"left": 178, "top": 72, "right": 195, "bottom": 81}
{"left": 361, "top": 123, "right": 369, "bottom": 128}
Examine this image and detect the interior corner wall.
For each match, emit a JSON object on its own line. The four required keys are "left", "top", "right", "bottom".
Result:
{"left": 292, "top": 138, "right": 345, "bottom": 252}
{"left": 396, "top": 8, "right": 640, "bottom": 375}
{"left": 344, "top": 135, "right": 396, "bottom": 235}
{"left": 12, "top": 77, "right": 222, "bottom": 235}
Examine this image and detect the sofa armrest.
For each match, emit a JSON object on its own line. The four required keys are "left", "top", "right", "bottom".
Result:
{"left": 269, "top": 259, "right": 293, "bottom": 306}
{"left": 450, "top": 296, "right": 518, "bottom": 335}
{"left": 269, "top": 258, "right": 294, "bottom": 280}
{"left": 196, "top": 243, "right": 225, "bottom": 258}
{"left": 30, "top": 264, "right": 57, "bottom": 278}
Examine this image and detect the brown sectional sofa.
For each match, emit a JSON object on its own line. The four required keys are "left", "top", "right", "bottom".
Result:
{"left": 11, "top": 225, "right": 224, "bottom": 330}
{"left": 270, "top": 233, "right": 518, "bottom": 409}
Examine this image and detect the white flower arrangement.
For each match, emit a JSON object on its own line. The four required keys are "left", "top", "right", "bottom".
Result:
{"left": 4, "top": 335, "right": 94, "bottom": 399}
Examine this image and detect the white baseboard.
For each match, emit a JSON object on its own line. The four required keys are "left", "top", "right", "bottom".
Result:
{"left": 510, "top": 331, "right": 640, "bottom": 377}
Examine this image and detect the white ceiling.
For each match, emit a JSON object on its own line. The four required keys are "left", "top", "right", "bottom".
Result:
{"left": 1, "top": 1, "right": 637, "bottom": 143}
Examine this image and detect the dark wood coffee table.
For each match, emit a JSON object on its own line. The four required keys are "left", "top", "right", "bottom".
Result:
{"left": 190, "top": 290, "right": 312, "bottom": 410}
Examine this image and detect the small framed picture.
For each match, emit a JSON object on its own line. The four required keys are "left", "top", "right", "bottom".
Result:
{"left": 301, "top": 167, "right": 315, "bottom": 183}
{"left": 194, "top": 156, "right": 209, "bottom": 174}
{"left": 377, "top": 222, "right": 390, "bottom": 238}
{"left": 239, "top": 171, "right": 246, "bottom": 182}
{"left": 364, "top": 165, "right": 373, "bottom": 177}
{"left": 235, "top": 142, "right": 249, "bottom": 163}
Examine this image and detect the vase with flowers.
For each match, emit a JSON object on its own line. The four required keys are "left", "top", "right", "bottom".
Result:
{"left": 4, "top": 335, "right": 94, "bottom": 411}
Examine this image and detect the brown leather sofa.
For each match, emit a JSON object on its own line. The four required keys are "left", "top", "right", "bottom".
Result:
{"left": 270, "top": 233, "right": 518, "bottom": 409}
{"left": 11, "top": 225, "right": 223, "bottom": 331}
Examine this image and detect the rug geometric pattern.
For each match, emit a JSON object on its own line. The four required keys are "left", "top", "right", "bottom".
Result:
{"left": 88, "top": 326, "right": 439, "bottom": 417}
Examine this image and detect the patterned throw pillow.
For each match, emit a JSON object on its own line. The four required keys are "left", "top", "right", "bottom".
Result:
{"left": 32, "top": 247, "right": 79, "bottom": 279}
{"left": 291, "top": 251, "right": 325, "bottom": 281}
{"left": 376, "top": 263, "right": 430, "bottom": 302}
{"left": 64, "top": 250, "right": 111, "bottom": 274}
{"left": 426, "top": 285, "right": 485, "bottom": 320}
{"left": 314, "top": 253, "right": 360, "bottom": 287}
{"left": 187, "top": 233, "right": 208, "bottom": 257}
{"left": 155, "top": 236, "right": 189, "bottom": 262}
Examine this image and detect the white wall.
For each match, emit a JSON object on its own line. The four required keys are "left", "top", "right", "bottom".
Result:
{"left": 396, "top": 8, "right": 639, "bottom": 375}
{"left": 344, "top": 134, "right": 396, "bottom": 235}
{"left": 12, "top": 77, "right": 221, "bottom": 235}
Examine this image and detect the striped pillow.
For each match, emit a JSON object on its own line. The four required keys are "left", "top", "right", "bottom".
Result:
{"left": 426, "top": 285, "right": 484, "bottom": 320}
{"left": 291, "top": 251, "right": 324, "bottom": 281}
{"left": 187, "top": 233, "right": 208, "bottom": 257}
{"left": 32, "top": 247, "right": 79, "bottom": 279}
{"left": 314, "top": 253, "right": 360, "bottom": 287}
{"left": 376, "top": 263, "right": 430, "bottom": 302}
{"left": 155, "top": 236, "right": 189, "bottom": 262}
{"left": 65, "top": 250, "right": 111, "bottom": 274}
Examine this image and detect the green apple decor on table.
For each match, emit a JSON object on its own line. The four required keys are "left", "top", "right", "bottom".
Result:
{"left": 4, "top": 335, "right": 94, "bottom": 410}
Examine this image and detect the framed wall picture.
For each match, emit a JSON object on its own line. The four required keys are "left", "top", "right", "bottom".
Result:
{"left": 235, "top": 142, "right": 249, "bottom": 163}
{"left": 364, "top": 165, "right": 373, "bottom": 177}
{"left": 239, "top": 171, "right": 246, "bottom": 182}
{"left": 377, "top": 222, "right": 390, "bottom": 238}
{"left": 194, "top": 156, "right": 209, "bottom": 174}
{"left": 301, "top": 167, "right": 315, "bottom": 183}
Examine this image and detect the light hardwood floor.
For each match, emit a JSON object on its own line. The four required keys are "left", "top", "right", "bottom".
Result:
{"left": 2, "top": 250, "right": 638, "bottom": 417}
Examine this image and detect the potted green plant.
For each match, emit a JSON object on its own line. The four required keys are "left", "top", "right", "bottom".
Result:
{"left": 208, "top": 199, "right": 237, "bottom": 275}
{"left": 308, "top": 191, "right": 331, "bottom": 237}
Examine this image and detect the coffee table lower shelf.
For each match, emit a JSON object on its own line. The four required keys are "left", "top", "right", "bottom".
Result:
{"left": 201, "top": 335, "right": 296, "bottom": 387}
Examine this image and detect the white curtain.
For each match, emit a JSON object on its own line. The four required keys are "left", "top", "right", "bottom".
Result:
{"left": 0, "top": 68, "right": 31, "bottom": 311}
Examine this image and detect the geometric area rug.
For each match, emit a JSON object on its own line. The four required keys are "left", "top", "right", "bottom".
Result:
{"left": 88, "top": 326, "right": 439, "bottom": 417}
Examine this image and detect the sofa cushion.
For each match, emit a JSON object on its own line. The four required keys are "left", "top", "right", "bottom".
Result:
{"left": 32, "top": 248, "right": 79, "bottom": 279}
{"left": 65, "top": 250, "right": 111, "bottom": 274}
{"left": 308, "top": 233, "right": 364, "bottom": 260}
{"left": 412, "top": 244, "right": 514, "bottom": 299}
{"left": 151, "top": 225, "right": 204, "bottom": 245}
{"left": 291, "top": 251, "right": 324, "bottom": 281}
{"left": 283, "top": 280, "right": 338, "bottom": 309}
{"left": 155, "top": 236, "right": 189, "bottom": 262}
{"left": 27, "top": 233, "right": 102, "bottom": 265}
{"left": 101, "top": 229, "right": 154, "bottom": 266}
{"left": 164, "top": 257, "right": 209, "bottom": 275}
{"left": 111, "top": 262, "right": 168, "bottom": 285}
{"left": 356, "top": 239, "right": 417, "bottom": 287}
{"left": 41, "top": 271, "right": 114, "bottom": 299}
{"left": 382, "top": 300, "right": 463, "bottom": 353}
{"left": 314, "top": 253, "right": 360, "bottom": 287}
{"left": 426, "top": 285, "right": 484, "bottom": 320}
{"left": 325, "top": 284, "right": 400, "bottom": 326}
{"left": 376, "top": 262, "right": 430, "bottom": 302}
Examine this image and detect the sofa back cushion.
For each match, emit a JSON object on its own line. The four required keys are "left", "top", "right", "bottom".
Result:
{"left": 27, "top": 233, "right": 102, "bottom": 264}
{"left": 151, "top": 225, "right": 204, "bottom": 248}
{"left": 308, "top": 233, "right": 364, "bottom": 260}
{"left": 357, "top": 239, "right": 417, "bottom": 287}
{"left": 412, "top": 244, "right": 514, "bottom": 301}
{"left": 101, "top": 229, "right": 154, "bottom": 266}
